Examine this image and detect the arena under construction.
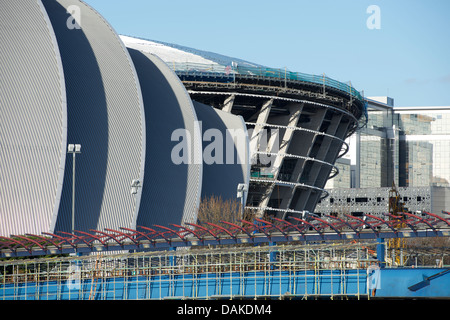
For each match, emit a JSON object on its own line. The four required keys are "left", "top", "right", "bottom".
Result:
{"left": 1, "top": 0, "right": 449, "bottom": 302}
{"left": 122, "top": 34, "right": 368, "bottom": 219}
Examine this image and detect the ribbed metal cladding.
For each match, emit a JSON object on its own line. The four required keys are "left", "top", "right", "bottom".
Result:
{"left": 126, "top": 49, "right": 202, "bottom": 227}
{"left": 43, "top": 0, "right": 145, "bottom": 233}
{"left": 0, "top": 0, "right": 66, "bottom": 236}
{"left": 193, "top": 101, "right": 250, "bottom": 204}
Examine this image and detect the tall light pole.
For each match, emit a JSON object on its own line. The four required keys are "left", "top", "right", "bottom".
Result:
{"left": 237, "top": 183, "right": 248, "bottom": 218}
{"left": 130, "top": 179, "right": 141, "bottom": 195}
{"left": 67, "top": 144, "right": 81, "bottom": 234}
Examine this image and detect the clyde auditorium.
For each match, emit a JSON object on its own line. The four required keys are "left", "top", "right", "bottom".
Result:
{"left": 0, "top": 0, "right": 365, "bottom": 237}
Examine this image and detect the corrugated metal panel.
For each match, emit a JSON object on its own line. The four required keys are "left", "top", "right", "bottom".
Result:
{"left": 127, "top": 49, "right": 202, "bottom": 227}
{"left": 0, "top": 0, "right": 66, "bottom": 236}
{"left": 193, "top": 101, "right": 249, "bottom": 203}
{"left": 43, "top": 0, "right": 145, "bottom": 233}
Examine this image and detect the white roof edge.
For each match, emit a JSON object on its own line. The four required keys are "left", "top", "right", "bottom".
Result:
{"left": 393, "top": 105, "right": 450, "bottom": 111}
{"left": 119, "top": 35, "right": 219, "bottom": 65}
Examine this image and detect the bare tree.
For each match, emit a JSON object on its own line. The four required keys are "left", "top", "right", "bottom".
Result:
{"left": 406, "top": 236, "right": 450, "bottom": 249}
{"left": 196, "top": 195, "right": 256, "bottom": 226}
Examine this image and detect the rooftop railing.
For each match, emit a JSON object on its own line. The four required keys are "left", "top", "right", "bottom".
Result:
{"left": 168, "top": 62, "right": 364, "bottom": 103}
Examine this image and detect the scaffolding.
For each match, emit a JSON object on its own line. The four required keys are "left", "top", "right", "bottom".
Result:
{"left": 0, "top": 242, "right": 378, "bottom": 300}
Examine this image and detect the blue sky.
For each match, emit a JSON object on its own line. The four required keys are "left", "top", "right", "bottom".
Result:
{"left": 84, "top": 0, "right": 450, "bottom": 107}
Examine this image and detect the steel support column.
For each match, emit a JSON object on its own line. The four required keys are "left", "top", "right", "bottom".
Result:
{"left": 377, "top": 238, "right": 386, "bottom": 268}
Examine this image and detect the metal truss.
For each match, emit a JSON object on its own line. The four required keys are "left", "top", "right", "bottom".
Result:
{"left": 253, "top": 151, "right": 340, "bottom": 179}
{"left": 189, "top": 90, "right": 360, "bottom": 129}
{"left": 246, "top": 122, "right": 350, "bottom": 158}
{"left": 1, "top": 211, "right": 449, "bottom": 258}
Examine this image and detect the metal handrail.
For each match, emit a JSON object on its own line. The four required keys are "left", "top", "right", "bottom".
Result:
{"left": 169, "top": 62, "right": 363, "bottom": 102}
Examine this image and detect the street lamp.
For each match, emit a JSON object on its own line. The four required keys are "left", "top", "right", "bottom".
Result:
{"left": 130, "top": 179, "right": 141, "bottom": 195}
{"left": 237, "top": 183, "right": 248, "bottom": 218}
{"left": 67, "top": 144, "right": 81, "bottom": 234}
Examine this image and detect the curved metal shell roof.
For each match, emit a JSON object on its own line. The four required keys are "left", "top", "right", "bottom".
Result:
{"left": 0, "top": 0, "right": 67, "bottom": 236}
{"left": 120, "top": 35, "right": 262, "bottom": 69}
{"left": 1, "top": 0, "right": 259, "bottom": 238}
{"left": 42, "top": 0, "right": 145, "bottom": 233}
{"left": 193, "top": 101, "right": 250, "bottom": 204}
{"left": 127, "top": 49, "right": 202, "bottom": 227}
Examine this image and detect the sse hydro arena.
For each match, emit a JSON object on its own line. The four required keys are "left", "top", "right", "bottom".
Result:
{"left": 0, "top": 0, "right": 365, "bottom": 239}
{"left": 121, "top": 36, "right": 366, "bottom": 219}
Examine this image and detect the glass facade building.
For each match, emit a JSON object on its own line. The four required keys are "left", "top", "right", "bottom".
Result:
{"left": 318, "top": 97, "right": 450, "bottom": 216}
{"left": 343, "top": 97, "right": 399, "bottom": 189}
{"left": 327, "top": 98, "right": 450, "bottom": 190}
{"left": 396, "top": 107, "right": 450, "bottom": 188}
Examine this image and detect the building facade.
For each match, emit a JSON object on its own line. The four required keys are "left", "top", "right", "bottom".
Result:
{"left": 318, "top": 97, "right": 450, "bottom": 216}
{"left": 121, "top": 36, "right": 366, "bottom": 219}
{"left": 0, "top": 0, "right": 247, "bottom": 237}
{"left": 1, "top": 0, "right": 365, "bottom": 237}
{"left": 396, "top": 106, "right": 450, "bottom": 188}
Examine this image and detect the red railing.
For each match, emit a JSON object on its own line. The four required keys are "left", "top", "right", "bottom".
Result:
{"left": 1, "top": 211, "right": 449, "bottom": 257}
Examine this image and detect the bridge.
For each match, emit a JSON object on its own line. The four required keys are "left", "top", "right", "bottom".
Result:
{"left": 1, "top": 211, "right": 449, "bottom": 258}
{"left": 1, "top": 239, "right": 449, "bottom": 300}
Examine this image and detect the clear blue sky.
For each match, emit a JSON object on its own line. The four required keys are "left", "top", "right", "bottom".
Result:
{"left": 84, "top": 0, "right": 450, "bottom": 107}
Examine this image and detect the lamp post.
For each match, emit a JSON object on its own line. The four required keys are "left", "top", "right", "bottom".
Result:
{"left": 237, "top": 183, "right": 248, "bottom": 218}
{"left": 67, "top": 144, "right": 81, "bottom": 234}
{"left": 130, "top": 179, "right": 141, "bottom": 195}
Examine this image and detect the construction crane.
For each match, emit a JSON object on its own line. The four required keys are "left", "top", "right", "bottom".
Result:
{"left": 387, "top": 182, "right": 407, "bottom": 265}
